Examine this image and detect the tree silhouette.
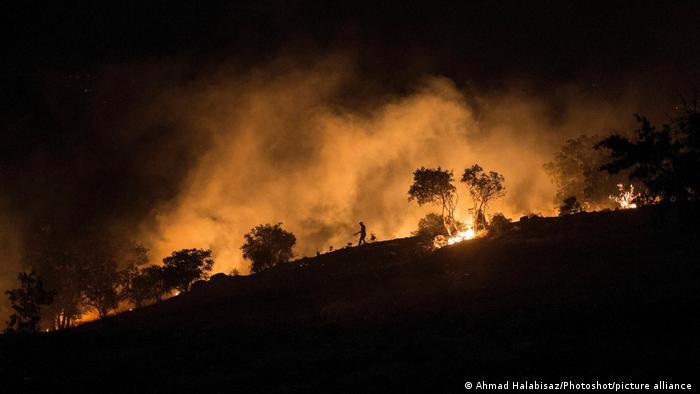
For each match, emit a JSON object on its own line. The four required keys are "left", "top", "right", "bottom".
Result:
{"left": 559, "top": 196, "right": 583, "bottom": 216}
{"left": 81, "top": 241, "right": 150, "bottom": 318}
{"left": 38, "top": 251, "right": 86, "bottom": 330}
{"left": 460, "top": 164, "right": 506, "bottom": 231}
{"left": 408, "top": 167, "right": 459, "bottom": 236}
{"left": 544, "top": 134, "right": 625, "bottom": 209}
{"left": 412, "top": 213, "right": 450, "bottom": 239}
{"left": 5, "top": 271, "right": 55, "bottom": 333}
{"left": 162, "top": 249, "right": 215, "bottom": 293}
{"left": 241, "top": 223, "right": 296, "bottom": 274}
{"left": 21, "top": 228, "right": 152, "bottom": 329}
{"left": 81, "top": 258, "right": 125, "bottom": 319}
{"left": 123, "top": 265, "right": 166, "bottom": 308}
{"left": 596, "top": 102, "right": 700, "bottom": 202}
{"left": 488, "top": 213, "right": 512, "bottom": 237}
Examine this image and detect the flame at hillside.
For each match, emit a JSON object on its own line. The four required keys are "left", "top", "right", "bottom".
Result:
{"left": 447, "top": 228, "right": 476, "bottom": 244}
{"left": 433, "top": 226, "right": 477, "bottom": 248}
{"left": 432, "top": 228, "right": 477, "bottom": 248}
{"left": 610, "top": 184, "right": 639, "bottom": 209}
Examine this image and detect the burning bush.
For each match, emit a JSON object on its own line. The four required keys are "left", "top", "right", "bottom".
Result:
{"left": 609, "top": 184, "right": 639, "bottom": 209}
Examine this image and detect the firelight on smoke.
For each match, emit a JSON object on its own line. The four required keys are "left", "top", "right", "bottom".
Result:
{"left": 610, "top": 184, "right": 639, "bottom": 209}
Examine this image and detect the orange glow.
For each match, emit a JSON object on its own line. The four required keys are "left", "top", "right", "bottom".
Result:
{"left": 75, "top": 309, "right": 100, "bottom": 324}
{"left": 447, "top": 228, "right": 476, "bottom": 244}
{"left": 610, "top": 184, "right": 639, "bottom": 209}
{"left": 432, "top": 224, "right": 477, "bottom": 248}
{"left": 138, "top": 67, "right": 590, "bottom": 274}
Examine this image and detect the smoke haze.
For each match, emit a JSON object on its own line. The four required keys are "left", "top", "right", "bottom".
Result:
{"left": 0, "top": 53, "right": 687, "bottom": 321}
{"left": 90, "top": 56, "right": 655, "bottom": 273}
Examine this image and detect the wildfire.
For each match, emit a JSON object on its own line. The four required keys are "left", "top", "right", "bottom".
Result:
{"left": 74, "top": 309, "right": 100, "bottom": 325}
{"left": 433, "top": 226, "right": 476, "bottom": 248}
{"left": 447, "top": 228, "right": 476, "bottom": 244}
{"left": 610, "top": 184, "right": 639, "bottom": 209}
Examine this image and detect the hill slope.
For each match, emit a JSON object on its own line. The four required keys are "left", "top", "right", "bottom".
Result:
{"left": 2, "top": 205, "right": 699, "bottom": 392}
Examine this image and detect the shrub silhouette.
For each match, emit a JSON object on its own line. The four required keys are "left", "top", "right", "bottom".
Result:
{"left": 413, "top": 213, "right": 450, "bottom": 239}
{"left": 488, "top": 213, "right": 512, "bottom": 236}
{"left": 5, "top": 271, "right": 55, "bottom": 333}
{"left": 559, "top": 196, "right": 584, "bottom": 216}
{"left": 162, "top": 249, "right": 215, "bottom": 293}
{"left": 241, "top": 223, "right": 296, "bottom": 274}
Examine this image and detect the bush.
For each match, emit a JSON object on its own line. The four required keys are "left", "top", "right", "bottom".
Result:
{"left": 489, "top": 213, "right": 512, "bottom": 237}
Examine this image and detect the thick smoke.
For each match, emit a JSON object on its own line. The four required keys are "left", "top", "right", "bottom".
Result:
{"left": 0, "top": 55, "right": 663, "bottom": 322}
{"left": 132, "top": 57, "right": 648, "bottom": 274}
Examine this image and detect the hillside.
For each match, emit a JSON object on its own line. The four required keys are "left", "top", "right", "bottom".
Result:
{"left": 2, "top": 204, "right": 699, "bottom": 392}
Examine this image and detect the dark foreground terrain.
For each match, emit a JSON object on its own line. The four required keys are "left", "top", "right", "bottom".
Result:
{"left": 1, "top": 205, "right": 699, "bottom": 392}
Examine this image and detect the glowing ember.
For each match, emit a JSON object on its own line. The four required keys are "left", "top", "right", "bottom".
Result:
{"left": 433, "top": 227, "right": 476, "bottom": 248}
{"left": 610, "top": 184, "right": 639, "bottom": 209}
{"left": 447, "top": 228, "right": 476, "bottom": 244}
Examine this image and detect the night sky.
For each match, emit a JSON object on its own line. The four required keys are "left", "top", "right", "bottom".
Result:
{"left": 4, "top": 2, "right": 699, "bottom": 87}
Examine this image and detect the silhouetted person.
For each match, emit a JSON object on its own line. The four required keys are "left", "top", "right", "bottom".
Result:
{"left": 355, "top": 221, "right": 367, "bottom": 246}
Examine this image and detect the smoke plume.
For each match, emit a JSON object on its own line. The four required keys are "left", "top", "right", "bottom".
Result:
{"left": 0, "top": 54, "right": 671, "bottom": 322}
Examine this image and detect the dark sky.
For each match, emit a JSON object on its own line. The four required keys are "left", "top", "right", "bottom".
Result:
{"left": 3, "top": 1, "right": 699, "bottom": 87}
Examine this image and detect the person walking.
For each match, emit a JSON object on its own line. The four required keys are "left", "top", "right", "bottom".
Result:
{"left": 355, "top": 221, "right": 367, "bottom": 246}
